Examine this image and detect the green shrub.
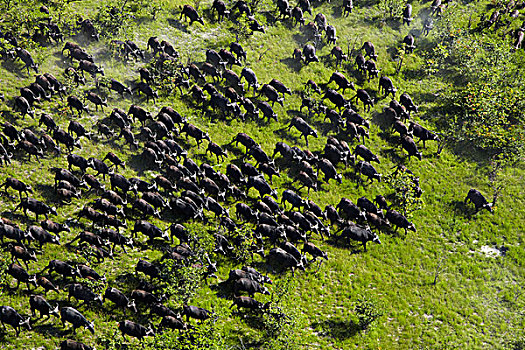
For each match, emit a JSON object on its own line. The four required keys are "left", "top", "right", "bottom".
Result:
{"left": 354, "top": 295, "right": 384, "bottom": 331}
{"left": 385, "top": 167, "right": 423, "bottom": 217}
{"left": 424, "top": 21, "right": 525, "bottom": 162}
{"left": 442, "top": 82, "right": 525, "bottom": 161}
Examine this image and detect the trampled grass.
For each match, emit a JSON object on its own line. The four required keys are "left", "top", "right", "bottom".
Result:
{"left": 0, "top": 0, "right": 524, "bottom": 349}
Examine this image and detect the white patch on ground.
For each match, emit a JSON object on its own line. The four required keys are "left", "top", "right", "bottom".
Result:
{"left": 479, "top": 245, "right": 503, "bottom": 258}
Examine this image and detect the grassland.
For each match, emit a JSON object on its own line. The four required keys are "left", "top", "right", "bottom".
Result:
{"left": 0, "top": 0, "right": 524, "bottom": 349}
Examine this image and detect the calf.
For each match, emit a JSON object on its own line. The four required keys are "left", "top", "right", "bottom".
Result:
{"left": 295, "top": 171, "right": 317, "bottom": 193}
{"left": 400, "top": 93, "right": 418, "bottom": 114}
{"left": 109, "top": 79, "right": 132, "bottom": 96}
{"left": 230, "top": 42, "right": 247, "bottom": 63}
{"left": 85, "top": 91, "right": 107, "bottom": 111}
{"left": 0, "top": 306, "right": 31, "bottom": 336}
{"left": 219, "top": 48, "right": 240, "bottom": 68}
{"left": 67, "top": 230, "right": 105, "bottom": 248}
{"left": 159, "top": 315, "right": 186, "bottom": 332}
{"left": 131, "top": 289, "right": 163, "bottom": 305}
{"left": 103, "top": 152, "right": 125, "bottom": 170}
{"left": 77, "top": 265, "right": 104, "bottom": 282}
{"left": 41, "top": 133, "right": 60, "bottom": 154}
{"left": 51, "top": 167, "right": 85, "bottom": 189}
{"left": 60, "top": 307, "right": 94, "bottom": 334}
{"left": 19, "top": 140, "right": 43, "bottom": 161}
{"left": 331, "top": 46, "right": 347, "bottom": 67}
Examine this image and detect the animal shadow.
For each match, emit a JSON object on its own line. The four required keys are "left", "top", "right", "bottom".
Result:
{"left": 167, "top": 18, "right": 190, "bottom": 33}
{"left": 449, "top": 200, "right": 473, "bottom": 219}
{"left": 311, "top": 318, "right": 360, "bottom": 340}
{"left": 280, "top": 57, "right": 302, "bottom": 72}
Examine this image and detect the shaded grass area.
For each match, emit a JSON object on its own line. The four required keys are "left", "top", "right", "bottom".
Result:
{"left": 0, "top": 0, "right": 524, "bottom": 349}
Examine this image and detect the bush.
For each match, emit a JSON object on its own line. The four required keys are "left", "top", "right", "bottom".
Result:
{"left": 424, "top": 20, "right": 525, "bottom": 162}
{"left": 441, "top": 82, "right": 525, "bottom": 161}
{"left": 378, "top": 0, "right": 407, "bottom": 21}
{"left": 385, "top": 167, "right": 423, "bottom": 217}
{"left": 354, "top": 295, "right": 384, "bottom": 330}
{"left": 260, "top": 277, "right": 303, "bottom": 350}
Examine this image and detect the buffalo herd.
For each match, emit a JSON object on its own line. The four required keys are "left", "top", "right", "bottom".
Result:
{"left": 0, "top": 0, "right": 503, "bottom": 348}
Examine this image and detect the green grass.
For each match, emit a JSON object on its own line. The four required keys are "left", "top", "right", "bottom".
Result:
{"left": 0, "top": 0, "right": 524, "bottom": 349}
